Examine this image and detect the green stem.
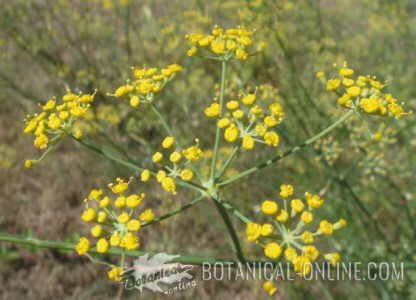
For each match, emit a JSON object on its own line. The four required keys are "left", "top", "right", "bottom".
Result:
{"left": 210, "top": 60, "right": 227, "bottom": 182}
{"left": 212, "top": 197, "right": 246, "bottom": 263}
{"left": 73, "top": 136, "right": 145, "bottom": 173}
{"left": 124, "top": 4, "right": 132, "bottom": 58}
{"left": 142, "top": 195, "right": 206, "bottom": 227}
{"left": 151, "top": 104, "right": 176, "bottom": 140}
{"left": 218, "top": 109, "right": 355, "bottom": 187}
{"left": 215, "top": 146, "right": 240, "bottom": 181}
{"left": 2, "top": 232, "right": 414, "bottom": 269}
{"left": 0, "top": 231, "right": 271, "bottom": 267}
{"left": 213, "top": 197, "right": 253, "bottom": 224}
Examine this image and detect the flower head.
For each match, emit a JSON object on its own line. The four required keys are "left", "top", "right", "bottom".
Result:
{"left": 323, "top": 62, "right": 410, "bottom": 118}
{"left": 186, "top": 25, "right": 262, "bottom": 61}
{"left": 76, "top": 178, "right": 152, "bottom": 258}
{"left": 110, "top": 64, "right": 182, "bottom": 107}
{"left": 246, "top": 184, "right": 347, "bottom": 280}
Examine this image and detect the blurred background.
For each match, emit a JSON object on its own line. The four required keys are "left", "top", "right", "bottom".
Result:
{"left": 0, "top": 0, "right": 415, "bottom": 299}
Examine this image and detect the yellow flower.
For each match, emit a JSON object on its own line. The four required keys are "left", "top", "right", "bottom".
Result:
{"left": 130, "top": 96, "right": 140, "bottom": 107}
{"left": 152, "top": 152, "right": 163, "bottom": 163}
{"left": 88, "top": 189, "right": 103, "bottom": 201}
{"left": 204, "top": 103, "right": 220, "bottom": 117}
{"left": 140, "top": 209, "right": 155, "bottom": 222}
{"left": 187, "top": 46, "right": 198, "bottom": 56}
{"left": 108, "top": 266, "right": 124, "bottom": 281}
{"left": 75, "top": 237, "right": 90, "bottom": 255}
{"left": 360, "top": 98, "right": 379, "bottom": 114}
{"left": 99, "top": 196, "right": 111, "bottom": 208}
{"left": 180, "top": 169, "right": 194, "bottom": 181}
{"left": 114, "top": 196, "right": 126, "bottom": 208}
{"left": 338, "top": 94, "right": 352, "bottom": 107}
{"left": 118, "top": 212, "right": 130, "bottom": 224}
{"left": 264, "top": 132, "right": 280, "bottom": 146}
{"left": 161, "top": 176, "right": 177, "bottom": 194}
{"left": 34, "top": 134, "right": 49, "bottom": 149}
{"left": 141, "top": 169, "right": 151, "bottom": 182}
{"left": 63, "top": 93, "right": 78, "bottom": 102}
{"left": 242, "top": 135, "right": 255, "bottom": 150}
{"left": 342, "top": 78, "right": 354, "bottom": 87}
{"left": 305, "top": 192, "right": 324, "bottom": 208}
{"left": 253, "top": 125, "right": 266, "bottom": 137}
{"left": 157, "top": 170, "right": 167, "bottom": 182}
{"left": 217, "top": 118, "right": 231, "bottom": 128}
{"left": 183, "top": 146, "right": 202, "bottom": 161}
{"left": 127, "top": 219, "right": 142, "bottom": 231}
{"left": 110, "top": 233, "right": 121, "bottom": 247}
{"left": 300, "top": 211, "right": 313, "bottom": 224}
{"left": 226, "top": 100, "right": 239, "bottom": 110}
{"left": 347, "top": 86, "right": 361, "bottom": 97}
{"left": 91, "top": 225, "right": 103, "bottom": 237}
{"left": 260, "top": 224, "right": 274, "bottom": 236}
{"left": 261, "top": 200, "right": 278, "bottom": 215}
{"left": 324, "top": 252, "right": 341, "bottom": 266}
{"left": 293, "top": 255, "right": 312, "bottom": 276}
{"left": 97, "top": 211, "right": 108, "bottom": 223}
{"left": 263, "top": 281, "right": 278, "bottom": 295}
{"left": 162, "top": 136, "right": 175, "bottom": 149}
{"left": 169, "top": 151, "right": 182, "bottom": 163}
{"left": 108, "top": 178, "right": 129, "bottom": 194}
{"left": 264, "top": 116, "right": 278, "bottom": 127}
{"left": 276, "top": 209, "right": 289, "bottom": 222}
{"left": 291, "top": 199, "right": 304, "bottom": 213}
{"left": 300, "top": 231, "right": 314, "bottom": 244}
{"left": 224, "top": 125, "right": 239, "bottom": 142}
{"left": 303, "top": 245, "right": 319, "bottom": 261}
{"left": 126, "top": 194, "right": 142, "bottom": 208}
{"left": 96, "top": 238, "right": 109, "bottom": 253}
{"left": 210, "top": 39, "right": 225, "bottom": 54}
{"left": 284, "top": 247, "right": 298, "bottom": 262}
{"left": 319, "top": 220, "right": 333, "bottom": 235}
{"left": 339, "top": 67, "right": 354, "bottom": 77}
{"left": 280, "top": 184, "right": 294, "bottom": 198}
{"left": 326, "top": 79, "right": 341, "bottom": 91}
{"left": 246, "top": 223, "right": 262, "bottom": 241}
{"left": 122, "top": 232, "right": 140, "bottom": 250}
{"left": 232, "top": 109, "right": 244, "bottom": 119}
{"left": 24, "top": 160, "right": 33, "bottom": 168}
{"left": 236, "top": 48, "right": 248, "bottom": 60}
{"left": 42, "top": 99, "right": 56, "bottom": 110}
{"left": 242, "top": 94, "right": 256, "bottom": 105}
{"left": 334, "top": 218, "right": 348, "bottom": 230}
{"left": 264, "top": 242, "right": 282, "bottom": 259}
{"left": 81, "top": 208, "right": 96, "bottom": 222}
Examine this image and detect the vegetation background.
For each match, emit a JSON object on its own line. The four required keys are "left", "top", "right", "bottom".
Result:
{"left": 0, "top": 0, "right": 415, "bottom": 299}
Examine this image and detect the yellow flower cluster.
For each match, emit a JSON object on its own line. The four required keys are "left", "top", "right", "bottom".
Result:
{"left": 75, "top": 177, "right": 155, "bottom": 280}
{"left": 23, "top": 91, "right": 95, "bottom": 151}
{"left": 185, "top": 25, "right": 262, "bottom": 60}
{"left": 204, "top": 89, "right": 284, "bottom": 150}
{"left": 246, "top": 184, "right": 347, "bottom": 294}
{"left": 142, "top": 137, "right": 203, "bottom": 194}
{"left": 320, "top": 62, "right": 409, "bottom": 118}
{"left": 111, "top": 64, "right": 183, "bottom": 107}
